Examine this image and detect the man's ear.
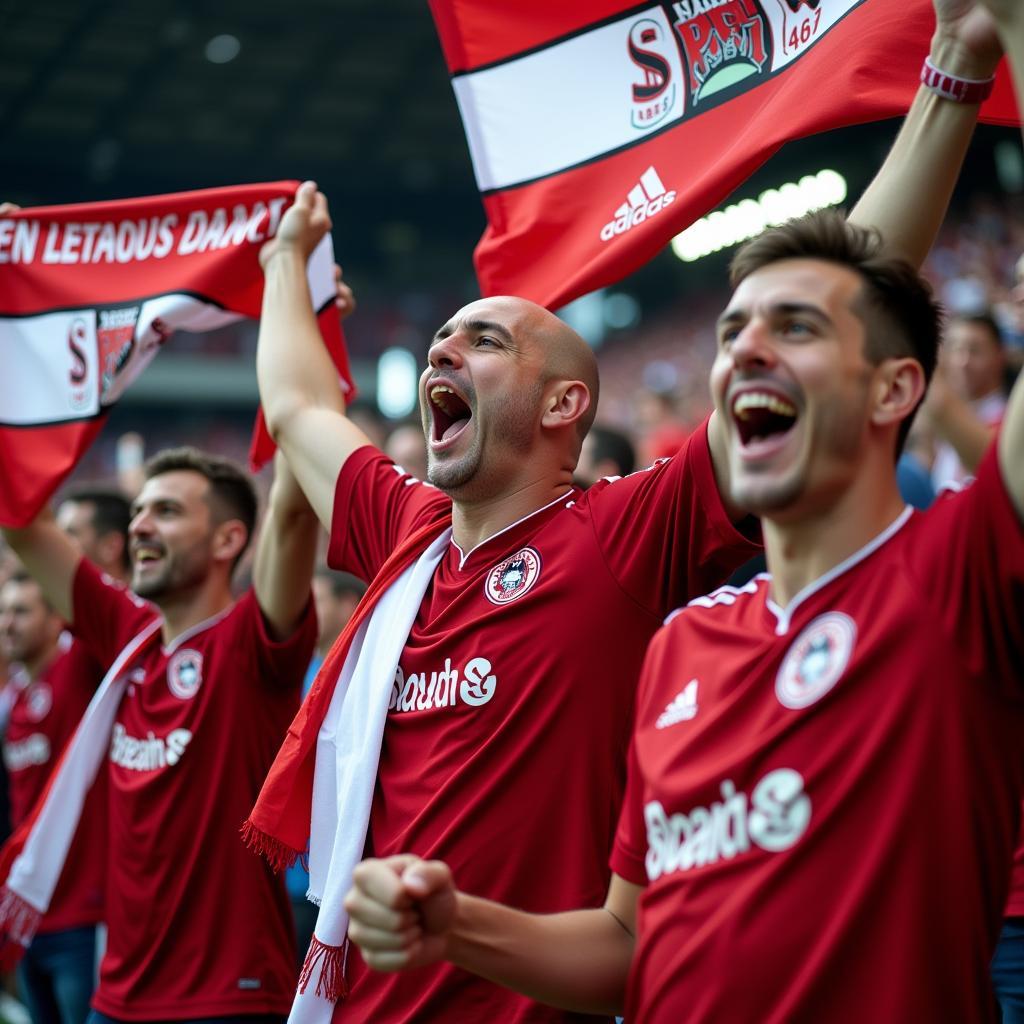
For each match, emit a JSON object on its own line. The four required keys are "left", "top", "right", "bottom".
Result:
{"left": 212, "top": 520, "right": 248, "bottom": 566}
{"left": 871, "top": 358, "right": 926, "bottom": 431}
{"left": 541, "top": 381, "right": 591, "bottom": 432}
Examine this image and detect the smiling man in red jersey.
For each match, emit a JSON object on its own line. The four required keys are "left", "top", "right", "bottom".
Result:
{"left": 342, "top": 2, "right": 1024, "bottom": 1021}
{"left": 2, "top": 449, "right": 319, "bottom": 1024}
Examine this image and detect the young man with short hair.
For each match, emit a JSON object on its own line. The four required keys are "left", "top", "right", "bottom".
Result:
{"left": 2, "top": 448, "right": 319, "bottom": 1023}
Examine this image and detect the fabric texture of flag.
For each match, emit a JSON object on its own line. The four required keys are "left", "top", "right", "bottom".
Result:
{"left": 428, "top": 0, "right": 1020, "bottom": 310}
{"left": 0, "top": 182, "right": 354, "bottom": 527}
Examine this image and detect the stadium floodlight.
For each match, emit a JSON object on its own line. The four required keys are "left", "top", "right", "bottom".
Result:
{"left": 670, "top": 170, "right": 848, "bottom": 264}
{"left": 377, "top": 347, "right": 419, "bottom": 419}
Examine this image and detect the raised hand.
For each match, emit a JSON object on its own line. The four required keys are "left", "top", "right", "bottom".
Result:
{"left": 259, "top": 180, "right": 331, "bottom": 270}
{"left": 932, "top": 0, "right": 1003, "bottom": 78}
{"left": 345, "top": 855, "right": 458, "bottom": 972}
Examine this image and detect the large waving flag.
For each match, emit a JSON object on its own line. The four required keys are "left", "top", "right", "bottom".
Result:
{"left": 429, "top": 0, "right": 1019, "bottom": 309}
{"left": 0, "top": 183, "right": 353, "bottom": 527}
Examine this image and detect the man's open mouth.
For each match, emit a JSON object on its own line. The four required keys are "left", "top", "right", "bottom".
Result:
{"left": 429, "top": 383, "right": 473, "bottom": 445}
{"left": 731, "top": 389, "right": 798, "bottom": 448}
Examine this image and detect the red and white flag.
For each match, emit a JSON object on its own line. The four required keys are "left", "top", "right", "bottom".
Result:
{"left": 0, "top": 182, "right": 354, "bottom": 527}
{"left": 428, "top": 0, "right": 1020, "bottom": 309}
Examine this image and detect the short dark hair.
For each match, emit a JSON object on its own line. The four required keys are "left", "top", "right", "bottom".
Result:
{"left": 730, "top": 210, "right": 942, "bottom": 453}
{"left": 948, "top": 311, "right": 1004, "bottom": 350}
{"left": 61, "top": 487, "right": 131, "bottom": 570}
{"left": 587, "top": 425, "right": 636, "bottom": 477}
{"left": 3, "top": 569, "right": 52, "bottom": 611}
{"left": 143, "top": 447, "right": 258, "bottom": 561}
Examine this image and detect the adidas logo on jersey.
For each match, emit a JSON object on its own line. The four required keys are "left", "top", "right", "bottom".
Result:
{"left": 656, "top": 679, "right": 699, "bottom": 728}
{"left": 600, "top": 166, "right": 676, "bottom": 242}
{"left": 644, "top": 768, "right": 811, "bottom": 880}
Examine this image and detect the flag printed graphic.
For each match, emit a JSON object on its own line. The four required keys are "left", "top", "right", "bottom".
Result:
{"left": 0, "top": 183, "right": 354, "bottom": 527}
{"left": 428, "top": 0, "right": 1020, "bottom": 310}
{"left": 601, "top": 166, "right": 676, "bottom": 241}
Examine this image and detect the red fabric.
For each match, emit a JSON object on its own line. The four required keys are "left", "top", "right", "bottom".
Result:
{"left": 1006, "top": 817, "right": 1024, "bottom": 918}
{"left": 69, "top": 562, "right": 315, "bottom": 1020}
{"left": 428, "top": 0, "right": 1020, "bottom": 309}
{"left": 319, "top": 424, "right": 757, "bottom": 1022}
{"left": 0, "top": 183, "right": 354, "bottom": 527}
{"left": 612, "top": 445, "right": 1024, "bottom": 1023}
{"left": 4, "top": 638, "right": 106, "bottom": 935}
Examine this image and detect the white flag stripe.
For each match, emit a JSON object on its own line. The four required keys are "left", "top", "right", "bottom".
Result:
{"left": 451, "top": 6, "right": 683, "bottom": 192}
{"left": 0, "top": 310, "right": 101, "bottom": 424}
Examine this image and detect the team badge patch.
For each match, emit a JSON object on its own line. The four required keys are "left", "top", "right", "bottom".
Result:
{"left": 484, "top": 547, "right": 541, "bottom": 606}
{"left": 776, "top": 612, "right": 855, "bottom": 710}
{"left": 167, "top": 649, "right": 204, "bottom": 700}
{"left": 25, "top": 683, "right": 52, "bottom": 723}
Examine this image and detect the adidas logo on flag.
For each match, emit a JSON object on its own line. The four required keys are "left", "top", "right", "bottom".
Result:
{"left": 655, "top": 679, "right": 699, "bottom": 729}
{"left": 600, "top": 166, "right": 676, "bottom": 242}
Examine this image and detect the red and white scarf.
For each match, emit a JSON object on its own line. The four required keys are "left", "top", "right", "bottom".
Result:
{"left": 244, "top": 515, "right": 452, "bottom": 1021}
{"left": 0, "top": 183, "right": 353, "bottom": 527}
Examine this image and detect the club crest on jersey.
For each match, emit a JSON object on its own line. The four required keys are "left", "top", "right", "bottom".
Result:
{"left": 167, "top": 649, "right": 203, "bottom": 701}
{"left": 671, "top": 0, "right": 769, "bottom": 105}
{"left": 25, "top": 683, "right": 52, "bottom": 723}
{"left": 776, "top": 612, "right": 856, "bottom": 710}
{"left": 628, "top": 18, "right": 677, "bottom": 129}
{"left": 484, "top": 547, "right": 541, "bottom": 606}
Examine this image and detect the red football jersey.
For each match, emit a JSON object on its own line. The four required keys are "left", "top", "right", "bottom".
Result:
{"left": 71, "top": 561, "right": 316, "bottom": 1021}
{"left": 4, "top": 635, "right": 106, "bottom": 934}
{"left": 327, "top": 421, "right": 758, "bottom": 1023}
{"left": 613, "top": 445, "right": 1024, "bottom": 1023}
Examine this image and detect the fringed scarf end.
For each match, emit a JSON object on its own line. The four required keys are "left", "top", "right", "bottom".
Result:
{"left": 239, "top": 819, "right": 300, "bottom": 873}
{"left": 0, "top": 887, "right": 39, "bottom": 948}
{"left": 298, "top": 934, "right": 349, "bottom": 1001}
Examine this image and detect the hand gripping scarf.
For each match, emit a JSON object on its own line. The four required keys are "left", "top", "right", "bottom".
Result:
{"left": 243, "top": 515, "right": 453, "bottom": 1022}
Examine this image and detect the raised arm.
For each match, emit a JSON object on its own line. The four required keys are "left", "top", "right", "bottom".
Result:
{"left": 252, "top": 451, "right": 320, "bottom": 640}
{"left": 983, "top": 0, "right": 1024, "bottom": 518}
{"left": 922, "top": 363, "right": 997, "bottom": 474}
{"left": 257, "top": 182, "right": 373, "bottom": 529}
{"left": 345, "top": 856, "right": 639, "bottom": 1016}
{"left": 849, "top": 0, "right": 1002, "bottom": 267}
{"left": 1, "top": 513, "right": 82, "bottom": 623}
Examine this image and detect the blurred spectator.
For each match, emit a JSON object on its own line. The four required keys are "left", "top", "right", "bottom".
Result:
{"left": 54, "top": 488, "right": 131, "bottom": 582}
{"left": 926, "top": 312, "right": 1008, "bottom": 490}
{"left": 0, "top": 572, "right": 106, "bottom": 1024}
{"left": 385, "top": 423, "right": 429, "bottom": 480}
{"left": 575, "top": 424, "right": 637, "bottom": 487}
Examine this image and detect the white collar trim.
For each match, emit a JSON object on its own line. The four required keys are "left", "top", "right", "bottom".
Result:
{"left": 163, "top": 604, "right": 234, "bottom": 653}
{"left": 765, "top": 505, "right": 913, "bottom": 636}
{"left": 451, "top": 489, "right": 574, "bottom": 570}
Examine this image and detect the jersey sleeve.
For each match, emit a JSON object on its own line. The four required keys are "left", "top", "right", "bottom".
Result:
{"left": 587, "top": 418, "right": 760, "bottom": 616}
{"left": 610, "top": 735, "right": 649, "bottom": 886}
{"left": 232, "top": 589, "right": 318, "bottom": 693}
{"left": 70, "top": 559, "right": 158, "bottom": 668}
{"left": 327, "top": 446, "right": 452, "bottom": 579}
{"left": 909, "top": 443, "right": 1024, "bottom": 700}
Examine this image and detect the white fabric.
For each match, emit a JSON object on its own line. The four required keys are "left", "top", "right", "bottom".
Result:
{"left": 288, "top": 527, "right": 451, "bottom": 1024}
{"left": 6, "top": 620, "right": 161, "bottom": 915}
